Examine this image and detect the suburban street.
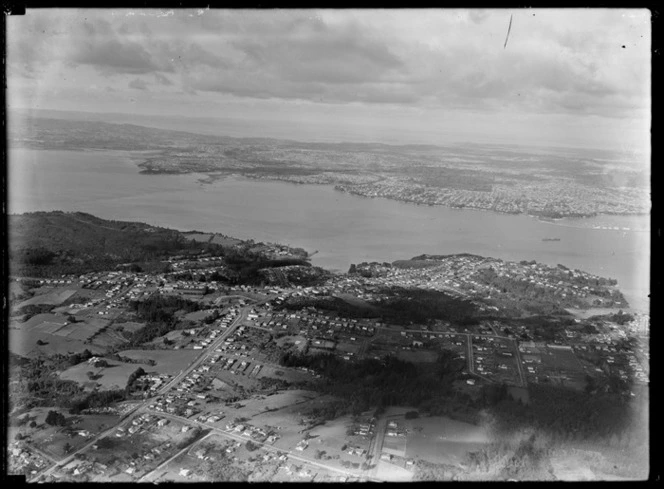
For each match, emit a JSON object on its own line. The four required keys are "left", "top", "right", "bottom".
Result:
{"left": 28, "top": 299, "right": 262, "bottom": 483}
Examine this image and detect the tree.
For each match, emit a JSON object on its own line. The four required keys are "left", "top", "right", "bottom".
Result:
{"left": 63, "top": 442, "right": 72, "bottom": 454}
{"left": 46, "top": 410, "right": 67, "bottom": 427}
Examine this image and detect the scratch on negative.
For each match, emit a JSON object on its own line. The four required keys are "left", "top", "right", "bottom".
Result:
{"left": 504, "top": 14, "right": 513, "bottom": 49}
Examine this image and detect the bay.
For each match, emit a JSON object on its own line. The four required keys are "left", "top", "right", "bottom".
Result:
{"left": 9, "top": 148, "right": 649, "bottom": 313}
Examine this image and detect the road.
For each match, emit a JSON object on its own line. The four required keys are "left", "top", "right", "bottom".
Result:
{"left": 512, "top": 339, "right": 528, "bottom": 387}
{"left": 138, "top": 431, "right": 213, "bottom": 482}
{"left": 141, "top": 411, "right": 365, "bottom": 482}
{"left": 28, "top": 402, "right": 145, "bottom": 482}
{"left": 28, "top": 298, "right": 269, "bottom": 483}
{"left": 466, "top": 334, "right": 474, "bottom": 372}
{"left": 155, "top": 296, "right": 275, "bottom": 397}
{"left": 367, "top": 416, "right": 389, "bottom": 479}
{"left": 155, "top": 307, "right": 246, "bottom": 396}
{"left": 385, "top": 326, "right": 528, "bottom": 387}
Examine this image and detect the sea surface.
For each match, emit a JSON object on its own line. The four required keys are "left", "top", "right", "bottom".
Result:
{"left": 9, "top": 148, "right": 650, "bottom": 313}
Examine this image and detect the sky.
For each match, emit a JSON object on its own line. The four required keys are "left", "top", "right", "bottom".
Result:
{"left": 7, "top": 8, "right": 651, "bottom": 152}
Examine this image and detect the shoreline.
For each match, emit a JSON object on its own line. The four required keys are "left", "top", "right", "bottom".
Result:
{"left": 196, "top": 171, "right": 649, "bottom": 224}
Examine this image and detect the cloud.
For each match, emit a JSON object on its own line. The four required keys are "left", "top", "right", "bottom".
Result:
{"left": 129, "top": 78, "right": 148, "bottom": 90}
{"left": 155, "top": 73, "right": 173, "bottom": 86}
{"left": 6, "top": 9, "right": 651, "bottom": 120}
{"left": 69, "top": 20, "right": 166, "bottom": 75}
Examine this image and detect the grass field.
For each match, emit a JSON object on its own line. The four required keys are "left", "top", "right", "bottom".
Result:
{"left": 9, "top": 316, "right": 106, "bottom": 357}
{"left": 210, "top": 235, "right": 243, "bottom": 247}
{"left": 184, "top": 309, "right": 215, "bottom": 321}
{"left": 9, "top": 312, "right": 111, "bottom": 357}
{"left": 17, "top": 408, "right": 120, "bottom": 460}
{"left": 274, "top": 335, "right": 308, "bottom": 353}
{"left": 60, "top": 360, "right": 142, "bottom": 390}
{"left": 16, "top": 288, "right": 78, "bottom": 309}
{"left": 118, "top": 349, "right": 201, "bottom": 375}
{"left": 383, "top": 434, "right": 407, "bottom": 457}
{"left": 256, "top": 365, "right": 313, "bottom": 384}
{"left": 542, "top": 346, "right": 584, "bottom": 372}
{"left": 375, "top": 460, "right": 414, "bottom": 481}
{"left": 396, "top": 350, "right": 439, "bottom": 363}
{"left": 183, "top": 233, "right": 212, "bottom": 243}
{"left": 114, "top": 321, "right": 145, "bottom": 333}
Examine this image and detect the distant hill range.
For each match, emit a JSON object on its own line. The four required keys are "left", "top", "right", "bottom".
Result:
{"left": 9, "top": 113, "right": 649, "bottom": 219}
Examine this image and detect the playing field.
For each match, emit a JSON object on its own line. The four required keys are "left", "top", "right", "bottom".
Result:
{"left": 118, "top": 349, "right": 201, "bottom": 375}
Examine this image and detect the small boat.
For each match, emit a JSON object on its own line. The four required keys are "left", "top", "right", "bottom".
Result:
{"left": 542, "top": 238, "right": 561, "bottom": 242}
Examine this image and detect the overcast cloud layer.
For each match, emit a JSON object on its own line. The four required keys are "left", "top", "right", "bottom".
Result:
{"left": 7, "top": 9, "right": 651, "bottom": 151}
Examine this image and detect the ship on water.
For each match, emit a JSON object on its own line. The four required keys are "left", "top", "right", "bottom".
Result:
{"left": 542, "top": 238, "right": 561, "bottom": 242}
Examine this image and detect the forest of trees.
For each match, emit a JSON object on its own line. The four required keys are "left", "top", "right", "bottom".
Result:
{"left": 376, "top": 286, "right": 479, "bottom": 324}
{"left": 277, "top": 287, "right": 480, "bottom": 325}
{"left": 278, "top": 351, "right": 465, "bottom": 420}
{"left": 9, "top": 211, "right": 226, "bottom": 277}
{"left": 125, "top": 295, "right": 203, "bottom": 346}
{"left": 484, "top": 382, "right": 641, "bottom": 447}
{"left": 9, "top": 351, "right": 129, "bottom": 414}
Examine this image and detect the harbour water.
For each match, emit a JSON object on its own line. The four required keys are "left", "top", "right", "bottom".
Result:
{"left": 9, "top": 148, "right": 650, "bottom": 312}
